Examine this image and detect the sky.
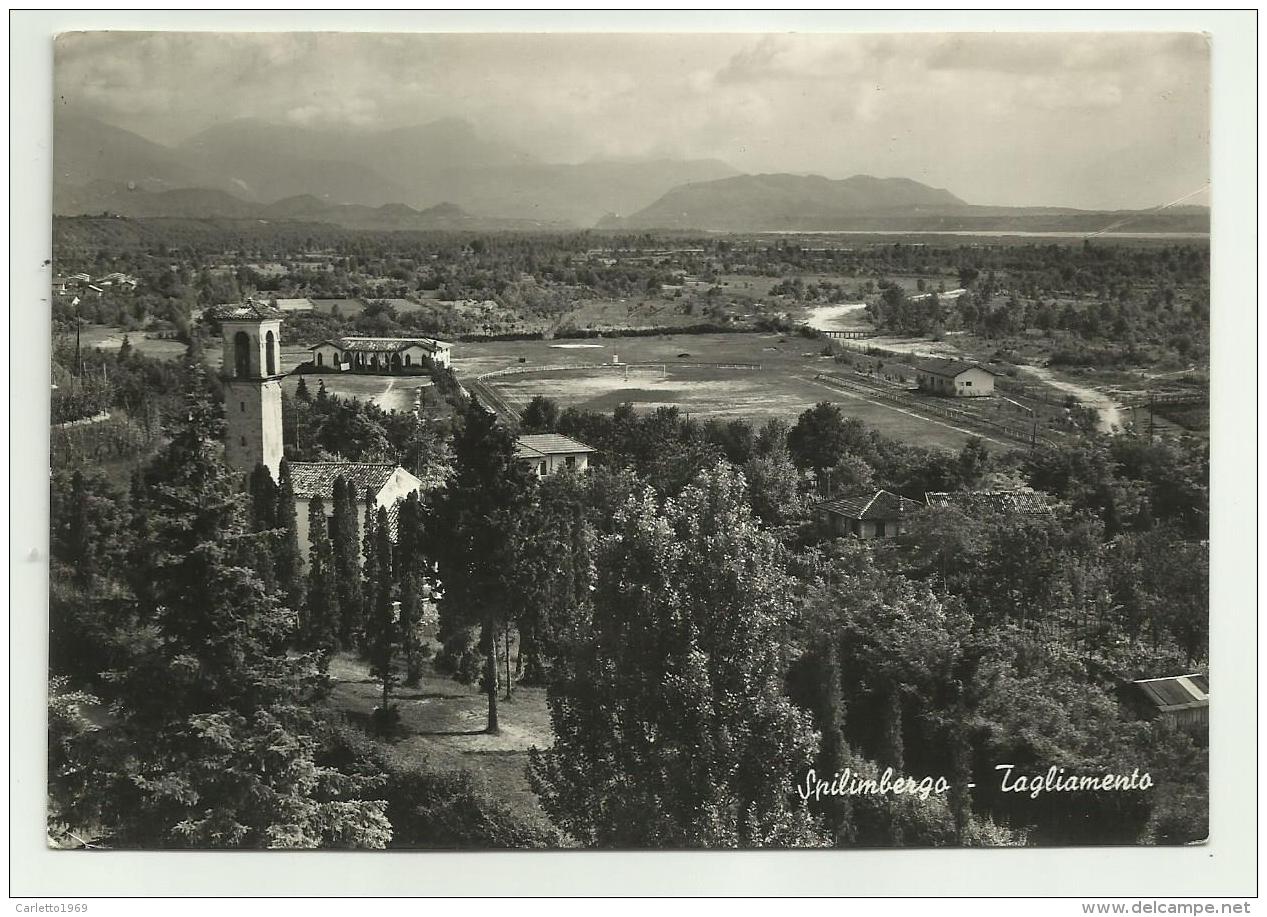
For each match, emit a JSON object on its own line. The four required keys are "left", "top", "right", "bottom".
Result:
{"left": 55, "top": 31, "right": 1210, "bottom": 210}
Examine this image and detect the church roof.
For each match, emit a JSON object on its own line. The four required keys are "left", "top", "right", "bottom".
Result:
{"left": 207, "top": 300, "right": 286, "bottom": 322}
{"left": 288, "top": 462, "right": 399, "bottom": 501}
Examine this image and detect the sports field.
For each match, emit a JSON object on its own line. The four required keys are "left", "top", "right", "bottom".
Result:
{"left": 456, "top": 333, "right": 991, "bottom": 451}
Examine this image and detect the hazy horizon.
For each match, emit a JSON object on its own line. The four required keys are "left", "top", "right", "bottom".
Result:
{"left": 56, "top": 31, "right": 1210, "bottom": 211}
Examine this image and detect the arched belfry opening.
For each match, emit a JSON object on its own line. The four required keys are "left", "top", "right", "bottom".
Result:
{"left": 234, "top": 331, "right": 251, "bottom": 378}
{"left": 265, "top": 331, "right": 277, "bottom": 376}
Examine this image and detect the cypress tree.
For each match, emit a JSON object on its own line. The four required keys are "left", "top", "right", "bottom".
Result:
{"left": 331, "top": 478, "right": 364, "bottom": 649}
{"left": 305, "top": 496, "right": 339, "bottom": 663}
{"left": 366, "top": 505, "right": 397, "bottom": 731}
{"left": 274, "top": 460, "right": 306, "bottom": 618}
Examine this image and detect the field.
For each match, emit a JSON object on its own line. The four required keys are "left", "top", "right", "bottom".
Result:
{"left": 456, "top": 333, "right": 1001, "bottom": 451}
{"left": 327, "top": 652, "right": 556, "bottom": 836}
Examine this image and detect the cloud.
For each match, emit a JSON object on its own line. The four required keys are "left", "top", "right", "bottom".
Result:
{"left": 52, "top": 31, "right": 1209, "bottom": 209}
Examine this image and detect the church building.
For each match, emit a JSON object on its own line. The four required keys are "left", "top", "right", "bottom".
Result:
{"left": 210, "top": 302, "right": 426, "bottom": 563}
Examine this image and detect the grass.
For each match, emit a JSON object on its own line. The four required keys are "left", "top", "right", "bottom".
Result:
{"left": 281, "top": 372, "right": 430, "bottom": 414}
{"left": 458, "top": 333, "right": 988, "bottom": 451}
{"left": 326, "top": 652, "right": 555, "bottom": 832}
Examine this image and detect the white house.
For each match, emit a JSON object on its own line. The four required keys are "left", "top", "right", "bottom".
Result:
{"left": 309, "top": 336, "right": 453, "bottom": 372}
{"left": 289, "top": 462, "right": 426, "bottom": 565}
{"left": 914, "top": 359, "right": 1000, "bottom": 397}
{"left": 515, "top": 434, "right": 596, "bottom": 477}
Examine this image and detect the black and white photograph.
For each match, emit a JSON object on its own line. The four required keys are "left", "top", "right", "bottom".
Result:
{"left": 20, "top": 15, "right": 1253, "bottom": 893}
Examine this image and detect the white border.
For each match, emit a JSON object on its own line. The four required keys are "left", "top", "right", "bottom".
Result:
{"left": 8, "top": 9, "right": 1257, "bottom": 899}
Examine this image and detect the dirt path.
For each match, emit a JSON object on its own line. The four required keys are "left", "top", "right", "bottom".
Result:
{"left": 804, "top": 303, "right": 869, "bottom": 332}
{"left": 1015, "top": 365, "right": 1124, "bottom": 433}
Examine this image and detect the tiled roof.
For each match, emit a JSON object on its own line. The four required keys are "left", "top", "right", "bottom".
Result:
{"left": 207, "top": 300, "right": 285, "bottom": 322}
{"left": 925, "top": 490, "right": 1053, "bottom": 515}
{"left": 515, "top": 434, "right": 597, "bottom": 458}
{"left": 818, "top": 489, "right": 921, "bottom": 521}
{"left": 1131, "top": 675, "right": 1209, "bottom": 712}
{"left": 288, "top": 462, "right": 398, "bottom": 501}
{"left": 915, "top": 358, "right": 1000, "bottom": 378}
{"left": 310, "top": 336, "right": 450, "bottom": 354}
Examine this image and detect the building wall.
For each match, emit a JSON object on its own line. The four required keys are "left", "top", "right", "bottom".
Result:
{"left": 918, "top": 368, "right": 994, "bottom": 397}
{"left": 952, "top": 367, "right": 995, "bottom": 397}
{"left": 312, "top": 343, "right": 344, "bottom": 369}
{"left": 294, "top": 468, "right": 425, "bottom": 565}
{"left": 224, "top": 379, "right": 283, "bottom": 479}
{"left": 520, "top": 451, "right": 590, "bottom": 477}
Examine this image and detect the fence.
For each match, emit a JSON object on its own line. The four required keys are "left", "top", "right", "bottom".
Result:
{"left": 812, "top": 372, "right": 1055, "bottom": 448}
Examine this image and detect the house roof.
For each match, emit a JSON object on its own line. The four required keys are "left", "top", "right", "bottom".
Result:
{"left": 515, "top": 434, "right": 597, "bottom": 458}
{"left": 1130, "top": 675, "right": 1209, "bottom": 712}
{"left": 273, "top": 298, "right": 315, "bottom": 311}
{"left": 207, "top": 300, "right": 286, "bottom": 322}
{"left": 915, "top": 358, "right": 1001, "bottom": 379}
{"left": 310, "top": 336, "right": 450, "bottom": 354}
{"left": 818, "top": 489, "right": 922, "bottom": 521}
{"left": 925, "top": 490, "right": 1054, "bottom": 515}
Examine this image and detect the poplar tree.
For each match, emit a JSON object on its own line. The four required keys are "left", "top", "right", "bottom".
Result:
{"left": 529, "top": 463, "right": 825, "bottom": 847}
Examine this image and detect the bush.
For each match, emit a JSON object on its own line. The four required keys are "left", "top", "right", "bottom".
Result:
{"left": 319, "top": 720, "right": 563, "bottom": 849}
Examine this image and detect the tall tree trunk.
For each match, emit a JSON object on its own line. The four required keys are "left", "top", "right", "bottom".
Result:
{"left": 504, "top": 626, "right": 513, "bottom": 701}
{"left": 879, "top": 681, "right": 904, "bottom": 773}
{"left": 485, "top": 618, "right": 500, "bottom": 734}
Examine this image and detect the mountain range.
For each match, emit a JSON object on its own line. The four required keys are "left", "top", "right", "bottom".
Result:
{"left": 53, "top": 111, "right": 738, "bottom": 226}
{"left": 53, "top": 111, "right": 1209, "bottom": 234}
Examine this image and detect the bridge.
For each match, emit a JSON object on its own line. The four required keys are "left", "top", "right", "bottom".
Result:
{"left": 819, "top": 329, "right": 878, "bottom": 340}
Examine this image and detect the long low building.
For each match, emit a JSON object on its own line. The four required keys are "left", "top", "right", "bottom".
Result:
{"left": 310, "top": 336, "right": 452, "bottom": 372}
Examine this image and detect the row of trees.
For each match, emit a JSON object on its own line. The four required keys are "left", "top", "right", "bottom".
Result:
{"left": 49, "top": 335, "right": 1208, "bottom": 848}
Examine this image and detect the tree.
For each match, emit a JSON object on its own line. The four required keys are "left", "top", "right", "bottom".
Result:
{"left": 305, "top": 496, "right": 339, "bottom": 662}
{"left": 528, "top": 464, "right": 825, "bottom": 847}
{"left": 425, "top": 397, "right": 537, "bottom": 733}
{"left": 331, "top": 478, "right": 364, "bottom": 649}
{"left": 54, "top": 369, "right": 389, "bottom": 847}
{"left": 364, "top": 505, "right": 398, "bottom": 732}
{"left": 788, "top": 402, "right": 855, "bottom": 482}
{"left": 520, "top": 395, "right": 561, "bottom": 433}
{"left": 274, "top": 460, "right": 306, "bottom": 617}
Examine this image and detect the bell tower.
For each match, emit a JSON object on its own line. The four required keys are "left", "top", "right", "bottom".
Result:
{"left": 210, "top": 301, "right": 286, "bottom": 480}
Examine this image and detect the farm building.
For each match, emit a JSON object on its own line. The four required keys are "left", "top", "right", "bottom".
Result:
{"left": 515, "top": 434, "right": 596, "bottom": 477}
{"left": 818, "top": 490, "right": 923, "bottom": 539}
{"left": 914, "top": 359, "right": 1000, "bottom": 397}
{"left": 289, "top": 462, "right": 426, "bottom": 565}
{"left": 309, "top": 336, "right": 453, "bottom": 372}
{"left": 925, "top": 490, "right": 1053, "bottom": 515}
{"left": 1121, "top": 675, "right": 1209, "bottom": 732}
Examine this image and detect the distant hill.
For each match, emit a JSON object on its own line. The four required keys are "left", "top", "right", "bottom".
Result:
{"left": 52, "top": 183, "right": 566, "bottom": 231}
{"left": 602, "top": 173, "right": 1210, "bottom": 233}
{"left": 54, "top": 112, "right": 739, "bottom": 225}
